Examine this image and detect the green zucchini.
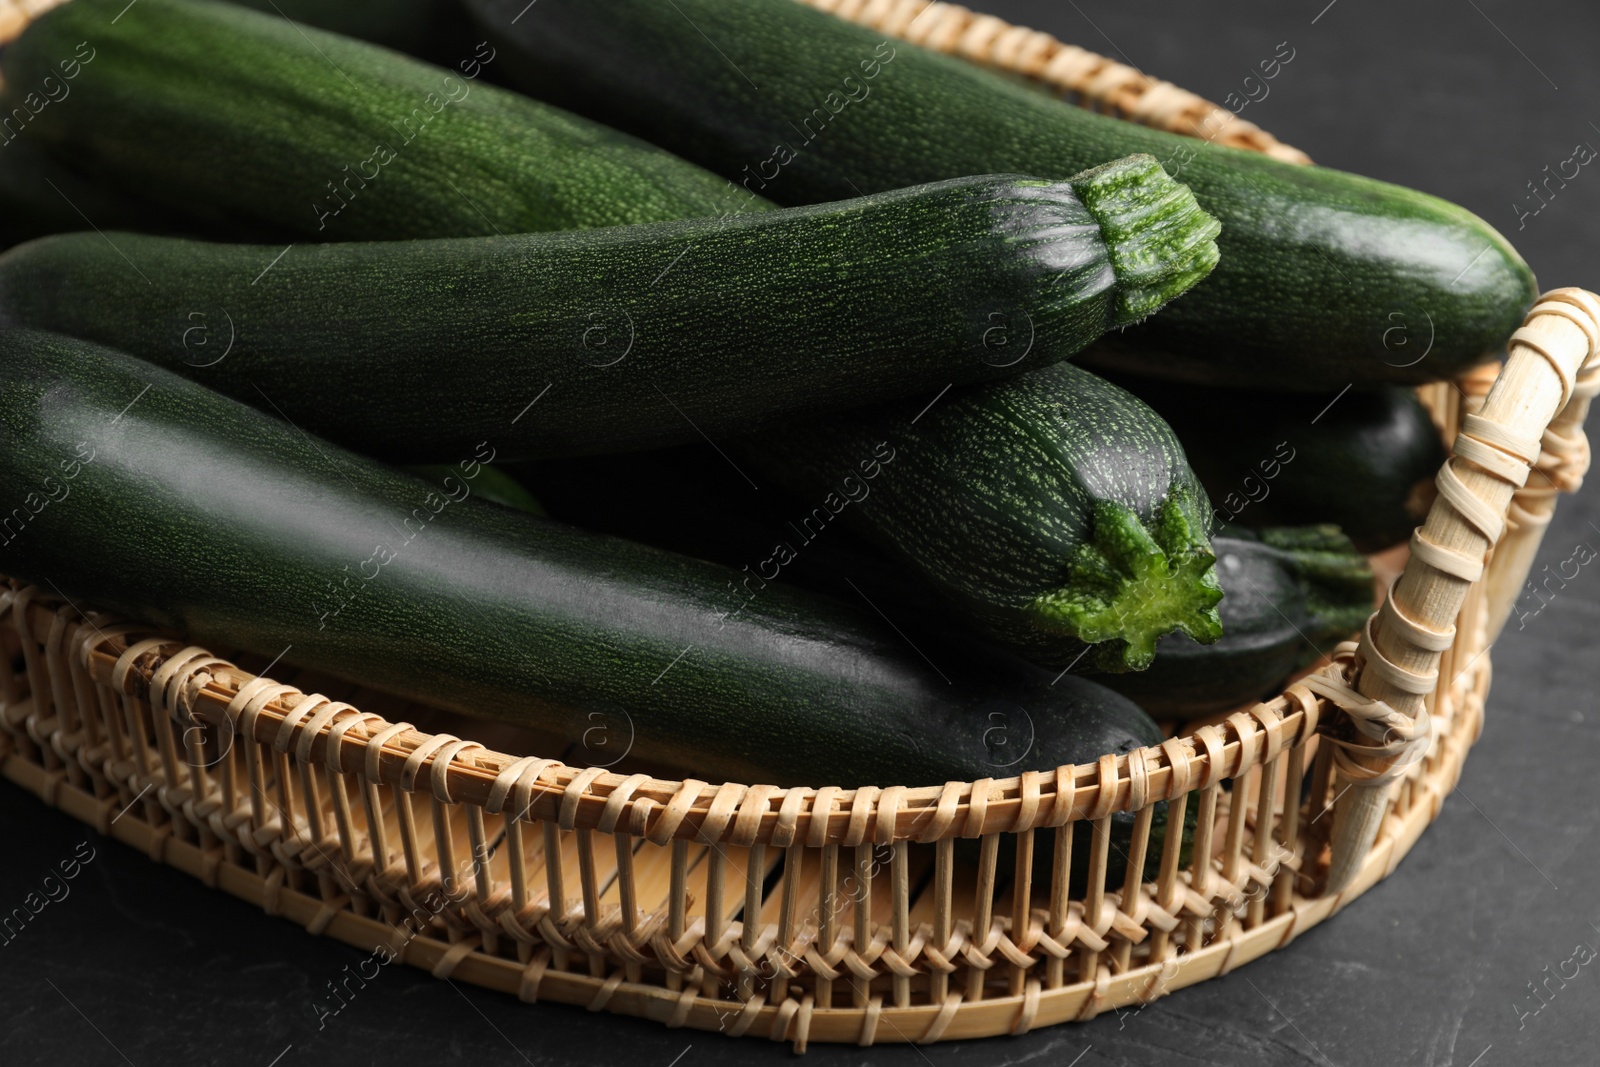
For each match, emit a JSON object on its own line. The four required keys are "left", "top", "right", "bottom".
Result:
{"left": 0, "top": 162, "right": 1220, "bottom": 459}
{"left": 1100, "top": 527, "right": 1374, "bottom": 718}
{"left": 525, "top": 448, "right": 1367, "bottom": 723}
{"left": 0, "top": 328, "right": 1166, "bottom": 792}
{"left": 0, "top": 0, "right": 744, "bottom": 239}
{"left": 740, "top": 362, "right": 1223, "bottom": 672}
{"left": 1101, "top": 375, "right": 1446, "bottom": 552}
{"left": 466, "top": 0, "right": 1537, "bottom": 389}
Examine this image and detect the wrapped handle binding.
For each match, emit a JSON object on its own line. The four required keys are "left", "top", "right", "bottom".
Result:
{"left": 1324, "top": 289, "right": 1600, "bottom": 893}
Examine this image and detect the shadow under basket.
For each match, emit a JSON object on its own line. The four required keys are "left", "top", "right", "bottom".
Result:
{"left": 3, "top": 0, "right": 1598, "bottom": 1052}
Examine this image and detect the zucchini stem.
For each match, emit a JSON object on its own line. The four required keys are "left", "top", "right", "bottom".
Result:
{"left": 1069, "top": 153, "right": 1223, "bottom": 327}
{"left": 1029, "top": 487, "right": 1223, "bottom": 671}
{"left": 1252, "top": 524, "right": 1377, "bottom": 658}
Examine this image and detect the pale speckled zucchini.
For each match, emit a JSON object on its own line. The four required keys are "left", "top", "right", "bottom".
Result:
{"left": 742, "top": 362, "right": 1224, "bottom": 672}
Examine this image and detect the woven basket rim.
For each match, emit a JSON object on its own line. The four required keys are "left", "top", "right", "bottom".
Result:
{"left": 10, "top": 587, "right": 1341, "bottom": 845}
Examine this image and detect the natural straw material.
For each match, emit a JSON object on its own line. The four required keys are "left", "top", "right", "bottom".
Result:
{"left": 0, "top": 0, "right": 1588, "bottom": 1049}
{"left": 1484, "top": 338, "right": 1600, "bottom": 642}
{"left": 0, "top": 587, "right": 1486, "bottom": 1048}
{"left": 1325, "top": 290, "right": 1600, "bottom": 891}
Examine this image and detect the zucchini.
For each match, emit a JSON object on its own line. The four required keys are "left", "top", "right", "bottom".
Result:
{"left": 1102, "top": 526, "right": 1375, "bottom": 718}
{"left": 740, "top": 362, "right": 1223, "bottom": 672}
{"left": 0, "top": 0, "right": 744, "bottom": 239}
{"left": 466, "top": 0, "right": 1538, "bottom": 389}
{"left": 0, "top": 328, "right": 1167, "bottom": 792}
{"left": 524, "top": 449, "right": 1369, "bottom": 724}
{"left": 0, "top": 162, "right": 1220, "bottom": 459}
{"left": 1101, "top": 375, "right": 1446, "bottom": 552}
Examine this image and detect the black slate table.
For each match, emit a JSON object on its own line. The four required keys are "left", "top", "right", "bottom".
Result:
{"left": 4, "top": 1, "right": 1599, "bottom": 1064}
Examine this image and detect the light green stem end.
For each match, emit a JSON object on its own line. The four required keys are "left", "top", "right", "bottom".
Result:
{"left": 1255, "top": 524, "right": 1376, "bottom": 655}
{"left": 1069, "top": 153, "right": 1223, "bottom": 327}
{"left": 1029, "top": 488, "right": 1223, "bottom": 671}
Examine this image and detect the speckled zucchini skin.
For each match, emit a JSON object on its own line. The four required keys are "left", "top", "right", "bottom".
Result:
{"left": 0, "top": 168, "right": 1215, "bottom": 459}
{"left": 0, "top": 328, "right": 1170, "bottom": 791}
{"left": 466, "top": 0, "right": 1538, "bottom": 389}
{"left": 0, "top": 0, "right": 739, "bottom": 238}
{"left": 742, "top": 362, "right": 1223, "bottom": 672}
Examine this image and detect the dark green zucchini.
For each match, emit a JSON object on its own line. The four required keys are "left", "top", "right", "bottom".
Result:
{"left": 1102, "top": 526, "right": 1375, "bottom": 718}
{"left": 466, "top": 0, "right": 1537, "bottom": 389}
{"left": 0, "top": 328, "right": 1167, "bottom": 792}
{"left": 1100, "top": 375, "right": 1446, "bottom": 552}
{"left": 523, "top": 448, "right": 1368, "bottom": 724}
{"left": 0, "top": 0, "right": 744, "bottom": 239}
{"left": 0, "top": 163, "right": 1219, "bottom": 459}
{"left": 740, "top": 362, "right": 1223, "bottom": 672}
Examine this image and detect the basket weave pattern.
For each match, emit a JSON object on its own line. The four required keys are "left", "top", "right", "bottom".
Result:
{"left": 0, "top": 1, "right": 1592, "bottom": 1051}
{"left": 1, "top": 572, "right": 1489, "bottom": 1047}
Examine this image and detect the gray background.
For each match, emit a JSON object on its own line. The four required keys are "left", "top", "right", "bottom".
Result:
{"left": 4, "top": 0, "right": 1599, "bottom": 1064}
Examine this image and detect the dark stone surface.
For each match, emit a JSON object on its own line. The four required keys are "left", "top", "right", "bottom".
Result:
{"left": 3, "top": 1, "right": 1598, "bottom": 1064}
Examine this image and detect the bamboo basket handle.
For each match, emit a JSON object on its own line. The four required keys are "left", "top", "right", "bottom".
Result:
{"left": 1320, "top": 289, "right": 1600, "bottom": 894}
{"left": 1482, "top": 348, "right": 1600, "bottom": 641}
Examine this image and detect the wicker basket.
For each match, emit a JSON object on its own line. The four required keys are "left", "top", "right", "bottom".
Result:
{"left": 2, "top": 0, "right": 1597, "bottom": 1052}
